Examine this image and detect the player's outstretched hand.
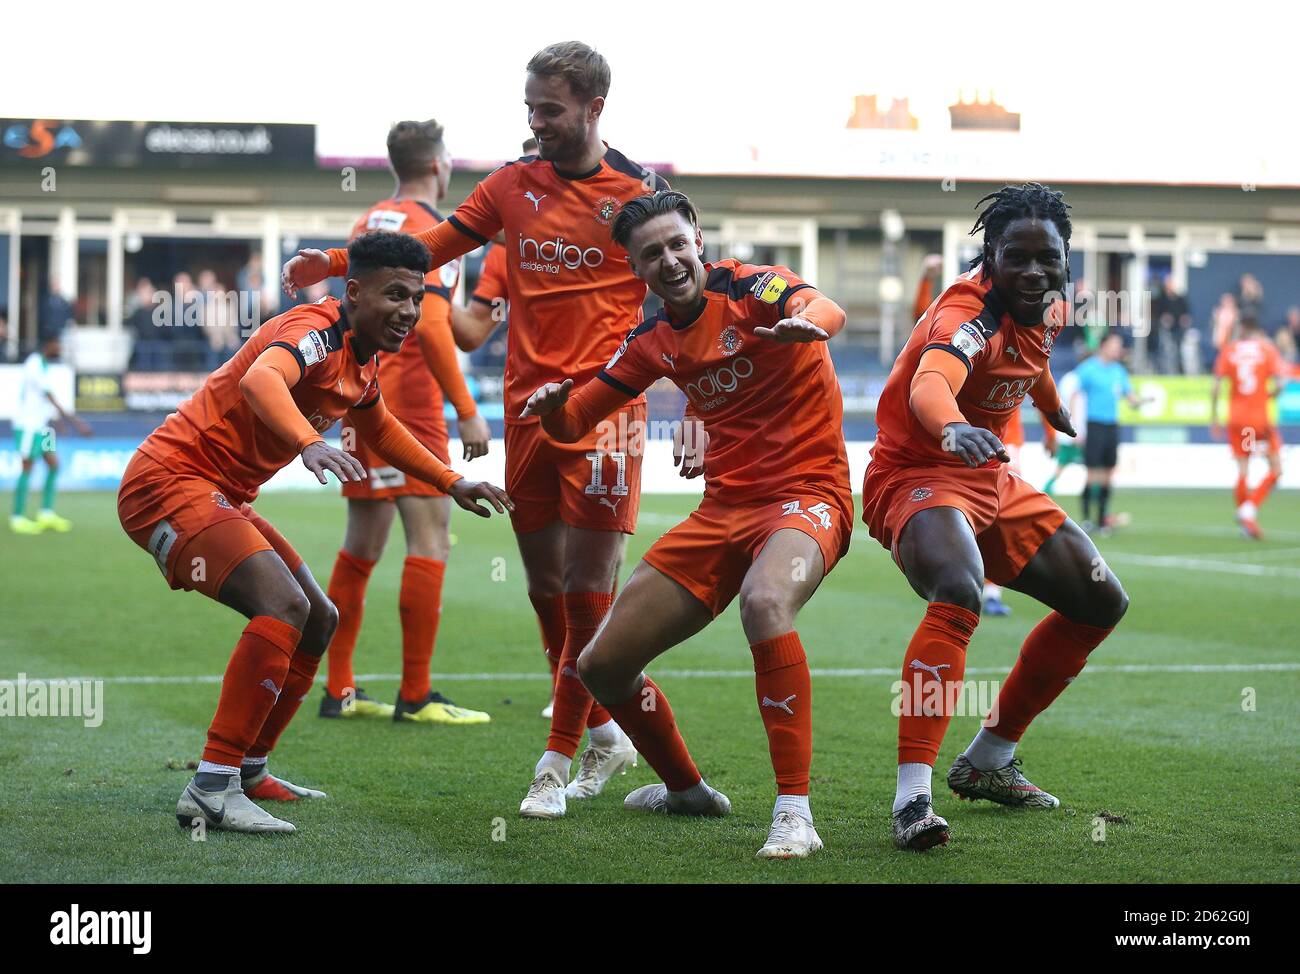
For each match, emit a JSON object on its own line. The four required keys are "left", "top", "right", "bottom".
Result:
{"left": 458, "top": 413, "right": 491, "bottom": 461}
{"left": 1210, "top": 423, "right": 1225, "bottom": 441}
{"left": 450, "top": 479, "right": 514, "bottom": 518}
{"left": 301, "top": 441, "right": 366, "bottom": 484}
{"left": 941, "top": 422, "right": 1011, "bottom": 468}
{"left": 72, "top": 416, "right": 93, "bottom": 437}
{"left": 754, "top": 317, "right": 829, "bottom": 343}
{"left": 519, "top": 379, "right": 573, "bottom": 419}
{"left": 674, "top": 416, "right": 708, "bottom": 479}
{"left": 281, "top": 249, "right": 330, "bottom": 299}
{"left": 1043, "top": 405, "right": 1077, "bottom": 438}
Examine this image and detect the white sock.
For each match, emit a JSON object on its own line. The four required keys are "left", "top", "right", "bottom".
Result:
{"left": 587, "top": 720, "right": 620, "bottom": 747}
{"left": 893, "top": 762, "right": 932, "bottom": 813}
{"left": 774, "top": 794, "right": 812, "bottom": 823}
{"left": 982, "top": 582, "right": 1002, "bottom": 599}
{"left": 196, "top": 760, "right": 240, "bottom": 777}
{"left": 670, "top": 779, "right": 712, "bottom": 802}
{"left": 535, "top": 750, "right": 571, "bottom": 782}
{"left": 241, "top": 756, "right": 267, "bottom": 770}
{"left": 964, "top": 727, "right": 1017, "bottom": 771}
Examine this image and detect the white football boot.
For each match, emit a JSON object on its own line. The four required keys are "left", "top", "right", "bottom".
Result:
{"left": 175, "top": 776, "right": 296, "bottom": 834}
{"left": 623, "top": 782, "right": 731, "bottom": 816}
{"left": 756, "top": 810, "right": 824, "bottom": 859}
{"left": 519, "top": 768, "right": 567, "bottom": 819}
{"left": 565, "top": 731, "right": 638, "bottom": 800}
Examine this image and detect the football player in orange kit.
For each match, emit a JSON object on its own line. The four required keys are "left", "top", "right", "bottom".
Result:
{"left": 1211, "top": 317, "right": 1287, "bottom": 538}
{"left": 320, "top": 120, "right": 494, "bottom": 727}
{"left": 285, "top": 42, "right": 685, "bottom": 815}
{"left": 118, "top": 232, "right": 511, "bottom": 833}
{"left": 862, "top": 184, "right": 1130, "bottom": 850}
{"left": 522, "top": 191, "right": 852, "bottom": 859}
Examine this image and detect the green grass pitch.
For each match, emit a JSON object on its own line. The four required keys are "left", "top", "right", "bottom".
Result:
{"left": 2, "top": 488, "right": 1297, "bottom": 883}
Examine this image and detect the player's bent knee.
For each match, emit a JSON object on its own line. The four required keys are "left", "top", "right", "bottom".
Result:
{"left": 929, "top": 572, "right": 983, "bottom": 615}
{"left": 314, "top": 597, "right": 340, "bottom": 642}
{"left": 738, "top": 587, "right": 794, "bottom": 638}
{"left": 1091, "top": 577, "right": 1130, "bottom": 628}
{"left": 263, "top": 587, "right": 311, "bottom": 632}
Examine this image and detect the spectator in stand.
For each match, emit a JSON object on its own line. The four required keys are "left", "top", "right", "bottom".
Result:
{"left": 1210, "top": 292, "right": 1239, "bottom": 354}
{"left": 1273, "top": 305, "right": 1300, "bottom": 366}
{"left": 198, "top": 269, "right": 239, "bottom": 368}
{"left": 1151, "top": 275, "right": 1191, "bottom": 374}
{"left": 41, "top": 279, "right": 75, "bottom": 342}
{"left": 237, "top": 253, "right": 276, "bottom": 326}
{"left": 1236, "top": 273, "right": 1264, "bottom": 326}
{"left": 911, "top": 254, "right": 943, "bottom": 324}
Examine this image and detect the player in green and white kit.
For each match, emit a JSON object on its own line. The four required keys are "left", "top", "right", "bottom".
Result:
{"left": 1042, "top": 368, "right": 1084, "bottom": 496}
{"left": 10, "top": 337, "right": 91, "bottom": 534}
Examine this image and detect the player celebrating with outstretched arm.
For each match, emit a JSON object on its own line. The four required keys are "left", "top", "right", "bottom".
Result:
{"left": 118, "top": 232, "right": 511, "bottom": 834}
{"left": 284, "top": 42, "right": 680, "bottom": 814}
{"left": 861, "top": 184, "right": 1130, "bottom": 850}
{"left": 522, "top": 191, "right": 853, "bottom": 859}
{"left": 320, "top": 119, "right": 494, "bottom": 728}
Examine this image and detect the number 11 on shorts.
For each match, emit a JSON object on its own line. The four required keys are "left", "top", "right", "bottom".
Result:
{"left": 585, "top": 451, "right": 629, "bottom": 497}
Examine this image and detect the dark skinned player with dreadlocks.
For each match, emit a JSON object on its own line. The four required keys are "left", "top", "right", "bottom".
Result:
{"left": 862, "top": 183, "right": 1131, "bottom": 850}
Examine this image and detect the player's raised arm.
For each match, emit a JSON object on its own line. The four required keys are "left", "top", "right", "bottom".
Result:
{"left": 754, "top": 289, "right": 846, "bottom": 343}
{"left": 520, "top": 375, "right": 633, "bottom": 443}
{"left": 909, "top": 347, "right": 1011, "bottom": 467}
{"left": 346, "top": 394, "right": 511, "bottom": 517}
{"left": 283, "top": 176, "right": 505, "bottom": 297}
{"left": 239, "top": 345, "right": 367, "bottom": 484}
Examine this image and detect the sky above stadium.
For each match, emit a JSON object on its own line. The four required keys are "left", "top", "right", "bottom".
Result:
{"left": 9, "top": 0, "right": 1295, "bottom": 180}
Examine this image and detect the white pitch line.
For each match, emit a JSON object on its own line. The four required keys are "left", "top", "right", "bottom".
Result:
{"left": 1106, "top": 552, "right": 1300, "bottom": 578}
{"left": 24, "top": 662, "right": 1300, "bottom": 686}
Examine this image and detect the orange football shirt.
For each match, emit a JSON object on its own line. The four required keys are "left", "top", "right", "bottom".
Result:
{"left": 351, "top": 197, "right": 472, "bottom": 439}
{"left": 597, "top": 260, "right": 850, "bottom": 506}
{"left": 137, "top": 298, "right": 380, "bottom": 505}
{"left": 872, "top": 269, "right": 1065, "bottom": 469}
{"left": 471, "top": 242, "right": 509, "bottom": 306}
{"left": 410, "top": 146, "right": 666, "bottom": 423}
{"left": 1215, "top": 336, "right": 1283, "bottom": 429}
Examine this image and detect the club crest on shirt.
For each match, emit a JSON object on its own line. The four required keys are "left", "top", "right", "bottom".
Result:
{"left": 908, "top": 487, "right": 934, "bottom": 502}
{"left": 752, "top": 272, "right": 788, "bottom": 305}
{"left": 439, "top": 259, "right": 460, "bottom": 289}
{"left": 717, "top": 325, "right": 742, "bottom": 357}
{"left": 298, "top": 330, "right": 329, "bottom": 366}
{"left": 1041, "top": 324, "right": 1060, "bottom": 355}
{"left": 951, "top": 321, "right": 987, "bottom": 360}
{"left": 211, "top": 491, "right": 233, "bottom": 510}
{"left": 595, "top": 196, "right": 620, "bottom": 226}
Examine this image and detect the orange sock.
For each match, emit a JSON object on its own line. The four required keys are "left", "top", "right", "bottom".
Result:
{"left": 993, "top": 611, "right": 1111, "bottom": 742}
{"left": 898, "top": 602, "right": 978, "bottom": 765}
{"left": 603, "top": 676, "right": 700, "bottom": 791}
{"left": 247, "top": 649, "right": 320, "bottom": 759}
{"left": 546, "top": 591, "right": 613, "bottom": 756}
{"left": 324, "top": 549, "right": 375, "bottom": 698}
{"left": 398, "top": 556, "right": 444, "bottom": 704}
{"left": 1249, "top": 471, "right": 1280, "bottom": 507}
{"left": 751, "top": 632, "right": 812, "bottom": 795}
{"left": 1234, "top": 476, "right": 1249, "bottom": 507}
{"left": 528, "top": 592, "right": 566, "bottom": 681}
{"left": 203, "top": 616, "right": 301, "bottom": 767}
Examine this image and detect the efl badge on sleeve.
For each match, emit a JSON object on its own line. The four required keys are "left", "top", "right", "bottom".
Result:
{"left": 951, "top": 321, "right": 987, "bottom": 360}
{"left": 752, "top": 272, "right": 788, "bottom": 305}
